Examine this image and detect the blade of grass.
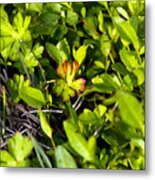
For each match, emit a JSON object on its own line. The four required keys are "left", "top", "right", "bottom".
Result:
{"left": 28, "top": 132, "right": 52, "bottom": 168}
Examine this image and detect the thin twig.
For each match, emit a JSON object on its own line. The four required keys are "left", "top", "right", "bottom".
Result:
{"left": 20, "top": 129, "right": 29, "bottom": 135}
{"left": 5, "top": 127, "right": 15, "bottom": 134}
{"left": 3, "top": 134, "right": 13, "bottom": 139}
{"left": 0, "top": 141, "right": 8, "bottom": 149}
{"left": 39, "top": 142, "right": 51, "bottom": 150}
{"left": 75, "top": 100, "right": 82, "bottom": 111}
{"left": 2, "top": 69, "right": 9, "bottom": 81}
{"left": 23, "top": 123, "right": 33, "bottom": 130}
{"left": 26, "top": 109, "right": 63, "bottom": 114}
{"left": 16, "top": 105, "right": 39, "bottom": 124}
{"left": 72, "top": 97, "right": 81, "bottom": 109}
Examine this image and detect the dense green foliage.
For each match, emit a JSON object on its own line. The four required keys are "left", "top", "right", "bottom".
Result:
{"left": 0, "top": 0, "right": 145, "bottom": 169}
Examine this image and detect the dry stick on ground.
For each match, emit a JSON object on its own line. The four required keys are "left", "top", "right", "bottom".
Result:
{"left": 72, "top": 97, "right": 81, "bottom": 109}
{"left": 25, "top": 109, "right": 64, "bottom": 115}
{"left": 15, "top": 104, "right": 40, "bottom": 124}
{"left": 93, "top": 102, "right": 118, "bottom": 136}
{"left": 72, "top": 97, "right": 83, "bottom": 112}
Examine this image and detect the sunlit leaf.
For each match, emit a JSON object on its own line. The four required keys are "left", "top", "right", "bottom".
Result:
{"left": 116, "top": 91, "right": 144, "bottom": 133}
{"left": 8, "top": 132, "right": 33, "bottom": 162}
{"left": 38, "top": 110, "right": 53, "bottom": 139}
{"left": 74, "top": 45, "right": 87, "bottom": 66}
{"left": 63, "top": 120, "right": 94, "bottom": 162}
{"left": 19, "top": 86, "right": 45, "bottom": 108}
{"left": 113, "top": 17, "right": 140, "bottom": 50}
{"left": 56, "top": 38, "right": 71, "bottom": 60}
{"left": 55, "top": 145, "right": 77, "bottom": 168}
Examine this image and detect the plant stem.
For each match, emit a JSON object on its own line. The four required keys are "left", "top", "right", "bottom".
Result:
{"left": 18, "top": 50, "right": 31, "bottom": 82}
{"left": 2, "top": 86, "right": 6, "bottom": 135}
{"left": 51, "top": 136, "right": 56, "bottom": 151}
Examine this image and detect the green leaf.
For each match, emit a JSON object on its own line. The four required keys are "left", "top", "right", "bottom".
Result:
{"left": 74, "top": 45, "right": 87, "bottom": 66}
{"left": 98, "top": 11, "right": 104, "bottom": 32}
{"left": 133, "top": 68, "right": 144, "bottom": 85}
{"left": 100, "top": 34, "right": 111, "bottom": 57}
{"left": 83, "top": 16, "right": 98, "bottom": 39}
{"left": 23, "top": 16, "right": 31, "bottom": 30}
{"left": 63, "top": 120, "right": 94, "bottom": 162}
{"left": 0, "top": 151, "right": 16, "bottom": 167}
{"left": 7, "top": 74, "right": 30, "bottom": 103}
{"left": 119, "top": 49, "right": 138, "bottom": 71}
{"left": 53, "top": 79, "right": 75, "bottom": 101}
{"left": 55, "top": 145, "right": 77, "bottom": 168}
{"left": 116, "top": 91, "right": 144, "bottom": 132}
{"left": 56, "top": 38, "right": 71, "bottom": 60}
{"left": 102, "top": 127, "right": 127, "bottom": 146}
{"left": 92, "top": 74, "right": 119, "bottom": 93}
{"left": 38, "top": 110, "right": 53, "bottom": 139}
{"left": 112, "top": 63, "right": 128, "bottom": 76}
{"left": 8, "top": 132, "right": 33, "bottom": 162}
{"left": 79, "top": 108, "right": 98, "bottom": 125}
{"left": 19, "top": 86, "right": 45, "bottom": 108}
{"left": 94, "top": 104, "right": 107, "bottom": 118}
{"left": 81, "top": 7, "right": 86, "bottom": 18}
{"left": 116, "top": 7, "right": 129, "bottom": 19}
{"left": 26, "top": 3, "right": 43, "bottom": 14}
{"left": 13, "top": 12, "right": 23, "bottom": 32}
{"left": 113, "top": 17, "right": 139, "bottom": 50}
{"left": 45, "top": 42, "right": 62, "bottom": 64}
{"left": 45, "top": 3, "right": 62, "bottom": 14}
{"left": 41, "top": 13, "right": 59, "bottom": 26}
{"left": 0, "top": 20, "right": 13, "bottom": 51}
{"left": 123, "top": 74, "right": 134, "bottom": 91}
{"left": 66, "top": 10, "right": 78, "bottom": 26}
{"left": 87, "top": 136, "right": 96, "bottom": 157}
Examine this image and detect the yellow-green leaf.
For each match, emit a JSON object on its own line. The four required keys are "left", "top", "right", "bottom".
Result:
{"left": 55, "top": 145, "right": 77, "bottom": 168}
{"left": 38, "top": 110, "right": 53, "bottom": 139}
{"left": 74, "top": 45, "right": 87, "bottom": 66}
{"left": 19, "top": 86, "right": 45, "bottom": 108}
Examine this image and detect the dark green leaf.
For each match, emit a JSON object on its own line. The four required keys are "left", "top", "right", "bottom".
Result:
{"left": 45, "top": 42, "right": 62, "bottom": 64}
{"left": 66, "top": 10, "right": 78, "bottom": 26}
{"left": 112, "top": 63, "right": 128, "bottom": 76}
{"left": 102, "top": 128, "right": 127, "bottom": 147}
{"left": 41, "top": 13, "right": 59, "bottom": 26}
